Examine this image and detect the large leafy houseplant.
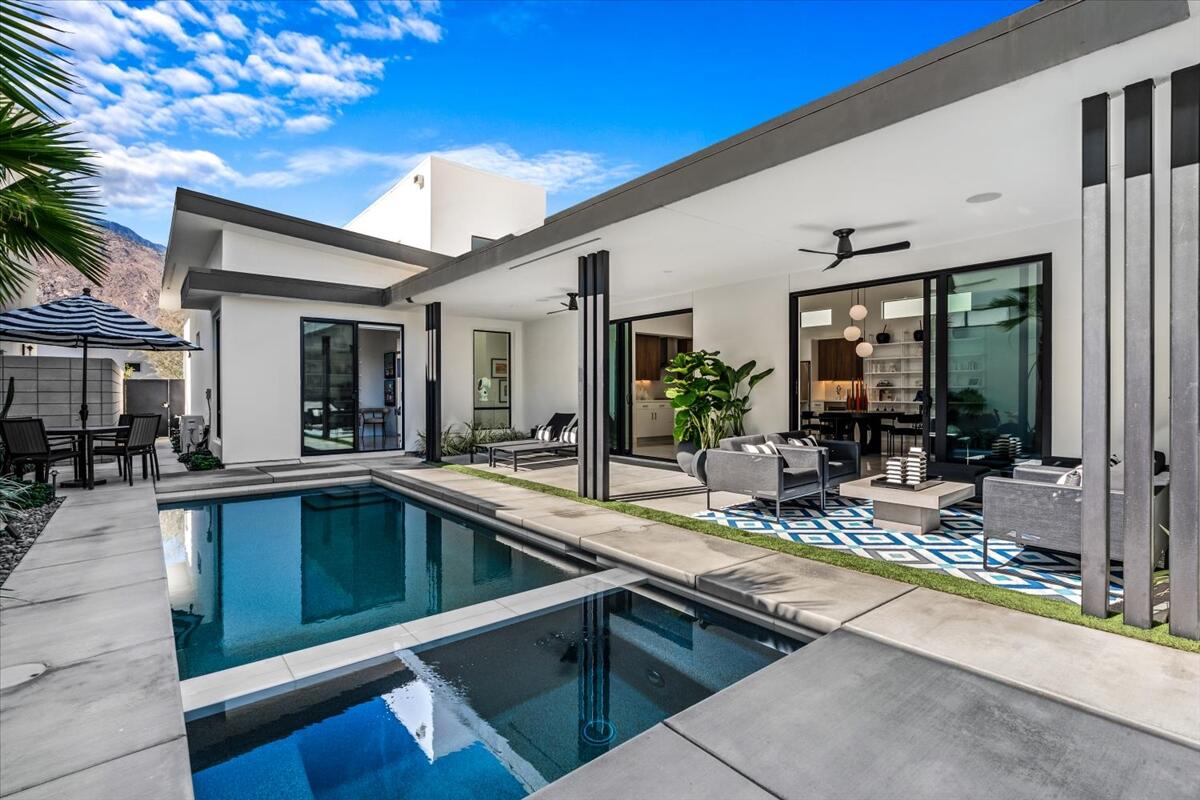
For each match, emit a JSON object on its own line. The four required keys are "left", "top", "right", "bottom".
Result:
{"left": 663, "top": 350, "right": 773, "bottom": 449}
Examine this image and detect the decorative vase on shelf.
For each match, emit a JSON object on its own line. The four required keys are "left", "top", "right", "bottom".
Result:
{"left": 875, "top": 330, "right": 892, "bottom": 344}
{"left": 913, "top": 329, "right": 924, "bottom": 342}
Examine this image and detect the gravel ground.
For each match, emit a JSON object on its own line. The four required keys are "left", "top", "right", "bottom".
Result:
{"left": 0, "top": 499, "right": 64, "bottom": 586}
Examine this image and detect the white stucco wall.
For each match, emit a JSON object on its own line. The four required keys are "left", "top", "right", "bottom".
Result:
{"left": 429, "top": 158, "right": 546, "bottom": 257}
{"left": 215, "top": 229, "right": 420, "bottom": 288}
{"left": 344, "top": 155, "right": 435, "bottom": 250}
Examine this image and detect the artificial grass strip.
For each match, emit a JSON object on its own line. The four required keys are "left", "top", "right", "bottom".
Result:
{"left": 444, "top": 464, "right": 1200, "bottom": 654}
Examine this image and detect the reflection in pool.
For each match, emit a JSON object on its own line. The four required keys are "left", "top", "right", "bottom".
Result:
{"left": 187, "top": 587, "right": 801, "bottom": 799}
{"left": 160, "top": 484, "right": 585, "bottom": 678}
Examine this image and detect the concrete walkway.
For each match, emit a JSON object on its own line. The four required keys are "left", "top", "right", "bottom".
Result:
{"left": 0, "top": 469, "right": 190, "bottom": 799}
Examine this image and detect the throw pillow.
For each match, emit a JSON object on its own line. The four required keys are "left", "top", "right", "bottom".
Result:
{"left": 741, "top": 442, "right": 777, "bottom": 455}
{"left": 1056, "top": 466, "right": 1083, "bottom": 487}
{"left": 536, "top": 426, "right": 552, "bottom": 442}
{"left": 787, "top": 436, "right": 818, "bottom": 447}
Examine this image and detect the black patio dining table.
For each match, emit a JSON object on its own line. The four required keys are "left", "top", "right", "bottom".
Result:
{"left": 46, "top": 424, "right": 130, "bottom": 490}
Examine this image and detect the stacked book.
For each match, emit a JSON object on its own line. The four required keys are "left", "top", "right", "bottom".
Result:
{"left": 990, "top": 434, "right": 1022, "bottom": 460}
{"left": 885, "top": 456, "right": 905, "bottom": 484}
{"left": 906, "top": 447, "right": 928, "bottom": 485}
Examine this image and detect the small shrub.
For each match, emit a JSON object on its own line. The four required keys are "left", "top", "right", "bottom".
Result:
{"left": 10, "top": 482, "right": 54, "bottom": 510}
{"left": 0, "top": 477, "right": 30, "bottom": 525}
{"left": 416, "top": 423, "right": 525, "bottom": 457}
{"left": 185, "top": 452, "right": 223, "bottom": 471}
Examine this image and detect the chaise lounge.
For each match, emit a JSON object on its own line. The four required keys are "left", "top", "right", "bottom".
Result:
{"left": 488, "top": 418, "right": 579, "bottom": 471}
{"left": 472, "top": 412, "right": 575, "bottom": 465}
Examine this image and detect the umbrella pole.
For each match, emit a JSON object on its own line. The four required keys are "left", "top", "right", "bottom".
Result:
{"left": 79, "top": 336, "right": 89, "bottom": 428}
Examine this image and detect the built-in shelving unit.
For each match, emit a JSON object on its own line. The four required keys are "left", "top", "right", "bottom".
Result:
{"left": 862, "top": 336, "right": 987, "bottom": 412}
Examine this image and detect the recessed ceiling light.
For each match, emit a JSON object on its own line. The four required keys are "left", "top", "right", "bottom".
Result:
{"left": 966, "top": 192, "right": 1002, "bottom": 204}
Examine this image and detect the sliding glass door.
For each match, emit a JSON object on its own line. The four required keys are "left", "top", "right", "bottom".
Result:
{"left": 302, "top": 320, "right": 357, "bottom": 454}
{"left": 939, "top": 261, "right": 1047, "bottom": 462}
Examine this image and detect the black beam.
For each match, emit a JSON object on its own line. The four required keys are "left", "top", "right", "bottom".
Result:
{"left": 578, "top": 251, "right": 611, "bottom": 500}
{"left": 425, "top": 302, "right": 442, "bottom": 463}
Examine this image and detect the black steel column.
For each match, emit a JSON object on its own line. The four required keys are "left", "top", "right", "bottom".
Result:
{"left": 424, "top": 302, "right": 442, "bottom": 463}
{"left": 1080, "top": 93, "right": 1112, "bottom": 619}
{"left": 1123, "top": 80, "right": 1155, "bottom": 628}
{"left": 578, "top": 251, "right": 610, "bottom": 500}
{"left": 1169, "top": 64, "right": 1200, "bottom": 640}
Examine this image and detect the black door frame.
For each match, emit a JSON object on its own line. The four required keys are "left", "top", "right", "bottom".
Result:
{"left": 608, "top": 307, "right": 692, "bottom": 461}
{"left": 788, "top": 253, "right": 1053, "bottom": 461}
{"left": 300, "top": 318, "right": 406, "bottom": 456}
{"left": 472, "top": 329, "right": 513, "bottom": 429}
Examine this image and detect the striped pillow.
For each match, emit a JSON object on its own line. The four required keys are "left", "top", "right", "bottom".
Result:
{"left": 560, "top": 420, "right": 578, "bottom": 444}
{"left": 741, "top": 442, "right": 777, "bottom": 455}
{"left": 535, "top": 425, "right": 553, "bottom": 441}
{"left": 787, "top": 436, "right": 818, "bottom": 447}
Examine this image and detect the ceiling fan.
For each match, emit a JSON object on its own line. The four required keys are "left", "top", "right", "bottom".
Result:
{"left": 546, "top": 292, "right": 579, "bottom": 315}
{"left": 798, "top": 228, "right": 911, "bottom": 271}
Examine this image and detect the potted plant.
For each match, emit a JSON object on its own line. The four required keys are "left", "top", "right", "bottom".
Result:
{"left": 663, "top": 350, "right": 774, "bottom": 476}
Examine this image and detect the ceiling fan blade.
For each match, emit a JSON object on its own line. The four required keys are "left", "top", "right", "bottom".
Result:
{"left": 851, "top": 241, "right": 910, "bottom": 257}
{"left": 546, "top": 308, "right": 566, "bottom": 315}
{"left": 822, "top": 257, "right": 844, "bottom": 271}
{"left": 798, "top": 247, "right": 837, "bottom": 256}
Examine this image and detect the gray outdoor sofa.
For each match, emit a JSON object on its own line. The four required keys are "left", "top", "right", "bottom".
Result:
{"left": 981, "top": 464, "right": 1169, "bottom": 567}
{"left": 702, "top": 432, "right": 861, "bottom": 519}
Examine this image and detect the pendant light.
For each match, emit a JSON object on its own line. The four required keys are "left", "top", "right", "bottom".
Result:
{"left": 856, "top": 340, "right": 874, "bottom": 357}
{"left": 842, "top": 290, "right": 861, "bottom": 341}
{"left": 854, "top": 288, "right": 873, "bottom": 356}
{"left": 849, "top": 288, "right": 868, "bottom": 321}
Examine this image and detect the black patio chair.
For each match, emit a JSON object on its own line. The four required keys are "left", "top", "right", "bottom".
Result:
{"left": 890, "top": 413, "right": 924, "bottom": 455}
{"left": 94, "top": 414, "right": 160, "bottom": 485}
{"left": 92, "top": 413, "right": 133, "bottom": 475}
{"left": 0, "top": 417, "right": 79, "bottom": 483}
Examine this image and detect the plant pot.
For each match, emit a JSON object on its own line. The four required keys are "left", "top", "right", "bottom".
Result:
{"left": 875, "top": 331, "right": 892, "bottom": 344}
{"left": 913, "top": 329, "right": 924, "bottom": 342}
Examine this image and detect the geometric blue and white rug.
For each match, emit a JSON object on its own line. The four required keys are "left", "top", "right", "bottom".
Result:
{"left": 694, "top": 496, "right": 1124, "bottom": 606}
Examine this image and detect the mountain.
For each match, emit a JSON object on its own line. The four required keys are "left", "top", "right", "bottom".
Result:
{"left": 35, "top": 221, "right": 166, "bottom": 321}
{"left": 98, "top": 220, "right": 165, "bottom": 253}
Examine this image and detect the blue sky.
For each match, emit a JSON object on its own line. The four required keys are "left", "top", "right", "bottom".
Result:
{"left": 56, "top": 0, "right": 1034, "bottom": 245}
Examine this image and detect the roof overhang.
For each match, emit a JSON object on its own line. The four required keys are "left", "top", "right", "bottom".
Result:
{"left": 180, "top": 268, "right": 391, "bottom": 310}
{"left": 391, "top": 0, "right": 1191, "bottom": 310}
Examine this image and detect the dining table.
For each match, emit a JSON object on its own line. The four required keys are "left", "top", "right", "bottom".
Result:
{"left": 46, "top": 424, "right": 130, "bottom": 490}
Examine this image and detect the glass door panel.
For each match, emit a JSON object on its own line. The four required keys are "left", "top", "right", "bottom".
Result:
{"left": 942, "top": 262, "right": 1046, "bottom": 464}
{"left": 302, "top": 320, "right": 357, "bottom": 454}
{"left": 608, "top": 321, "right": 632, "bottom": 455}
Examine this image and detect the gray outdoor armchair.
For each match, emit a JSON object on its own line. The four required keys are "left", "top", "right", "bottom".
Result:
{"left": 702, "top": 433, "right": 861, "bottom": 519}
{"left": 981, "top": 464, "right": 1169, "bottom": 567}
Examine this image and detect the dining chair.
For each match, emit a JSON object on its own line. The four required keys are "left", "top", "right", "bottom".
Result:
{"left": 94, "top": 414, "right": 160, "bottom": 485}
{"left": 0, "top": 418, "right": 79, "bottom": 483}
{"left": 92, "top": 413, "right": 134, "bottom": 476}
{"left": 890, "top": 413, "right": 924, "bottom": 455}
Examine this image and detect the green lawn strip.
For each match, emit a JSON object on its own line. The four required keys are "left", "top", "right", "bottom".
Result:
{"left": 444, "top": 464, "right": 1200, "bottom": 654}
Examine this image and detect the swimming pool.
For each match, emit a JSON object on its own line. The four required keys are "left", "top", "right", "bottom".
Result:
{"left": 161, "top": 484, "right": 587, "bottom": 678}
{"left": 187, "top": 585, "right": 800, "bottom": 799}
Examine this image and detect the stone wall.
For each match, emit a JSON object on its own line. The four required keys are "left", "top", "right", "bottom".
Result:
{"left": 0, "top": 355, "right": 123, "bottom": 427}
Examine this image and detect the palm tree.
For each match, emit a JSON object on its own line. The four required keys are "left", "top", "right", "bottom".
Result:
{"left": 0, "top": 0, "right": 106, "bottom": 304}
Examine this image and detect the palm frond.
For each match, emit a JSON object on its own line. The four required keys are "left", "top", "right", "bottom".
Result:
{"left": 0, "top": 0, "right": 74, "bottom": 119}
{"left": 0, "top": 169, "right": 107, "bottom": 300}
{"left": 0, "top": 102, "right": 99, "bottom": 179}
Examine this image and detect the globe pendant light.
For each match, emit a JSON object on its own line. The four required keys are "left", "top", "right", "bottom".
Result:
{"left": 849, "top": 302, "right": 867, "bottom": 321}
{"left": 856, "top": 340, "right": 874, "bottom": 357}
{"left": 843, "top": 324, "right": 861, "bottom": 341}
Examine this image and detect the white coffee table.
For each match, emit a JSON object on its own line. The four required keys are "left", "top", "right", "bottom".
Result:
{"left": 838, "top": 477, "right": 975, "bottom": 534}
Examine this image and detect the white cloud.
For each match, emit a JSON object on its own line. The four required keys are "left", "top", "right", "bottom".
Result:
{"left": 312, "top": 0, "right": 358, "bottom": 18}
{"left": 214, "top": 12, "right": 249, "bottom": 39}
{"left": 283, "top": 113, "right": 334, "bottom": 134}
{"left": 279, "top": 143, "right": 636, "bottom": 195}
{"left": 155, "top": 67, "right": 213, "bottom": 95}
{"left": 337, "top": 0, "right": 443, "bottom": 42}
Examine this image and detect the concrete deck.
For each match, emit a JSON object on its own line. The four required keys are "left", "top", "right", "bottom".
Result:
{"left": 538, "top": 631, "right": 1199, "bottom": 800}
{"left": 0, "top": 470, "right": 190, "bottom": 799}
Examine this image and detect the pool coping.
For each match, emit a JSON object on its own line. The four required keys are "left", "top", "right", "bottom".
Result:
{"left": 178, "top": 568, "right": 648, "bottom": 720}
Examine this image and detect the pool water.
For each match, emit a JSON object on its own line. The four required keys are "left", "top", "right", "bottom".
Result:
{"left": 187, "top": 587, "right": 799, "bottom": 799}
{"left": 160, "top": 484, "right": 586, "bottom": 678}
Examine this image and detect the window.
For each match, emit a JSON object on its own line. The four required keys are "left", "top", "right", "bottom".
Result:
{"left": 800, "top": 309, "right": 832, "bottom": 328}
{"left": 213, "top": 314, "right": 221, "bottom": 438}
{"left": 473, "top": 330, "right": 511, "bottom": 428}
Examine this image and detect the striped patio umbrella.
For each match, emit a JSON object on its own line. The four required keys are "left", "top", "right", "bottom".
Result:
{"left": 0, "top": 288, "right": 200, "bottom": 427}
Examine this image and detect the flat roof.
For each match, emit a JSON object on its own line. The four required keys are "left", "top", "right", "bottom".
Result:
{"left": 391, "top": 0, "right": 1190, "bottom": 301}
{"left": 163, "top": 188, "right": 452, "bottom": 291}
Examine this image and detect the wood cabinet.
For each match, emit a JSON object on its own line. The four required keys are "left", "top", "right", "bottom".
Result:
{"left": 816, "top": 337, "right": 863, "bottom": 381}
{"left": 635, "top": 335, "right": 692, "bottom": 381}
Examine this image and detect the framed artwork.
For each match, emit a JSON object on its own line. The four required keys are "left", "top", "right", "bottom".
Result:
{"left": 384, "top": 379, "right": 396, "bottom": 407}
{"left": 498, "top": 379, "right": 509, "bottom": 404}
{"left": 491, "top": 358, "right": 508, "bottom": 378}
{"left": 383, "top": 352, "right": 396, "bottom": 379}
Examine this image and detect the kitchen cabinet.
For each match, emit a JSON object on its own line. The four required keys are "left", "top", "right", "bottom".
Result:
{"left": 816, "top": 337, "right": 863, "bottom": 381}
{"left": 635, "top": 335, "right": 692, "bottom": 381}
{"left": 635, "top": 401, "right": 673, "bottom": 438}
